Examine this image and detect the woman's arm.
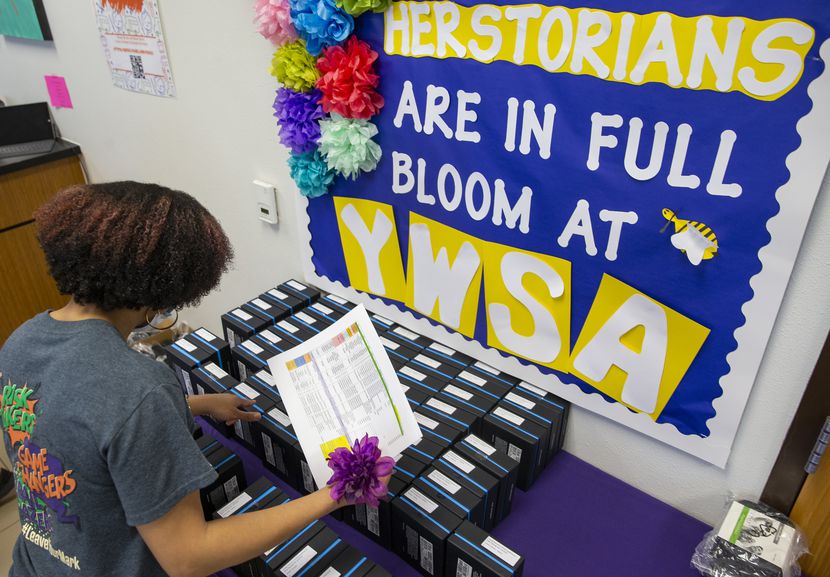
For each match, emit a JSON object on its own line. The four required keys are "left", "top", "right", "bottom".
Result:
{"left": 138, "top": 486, "right": 342, "bottom": 577}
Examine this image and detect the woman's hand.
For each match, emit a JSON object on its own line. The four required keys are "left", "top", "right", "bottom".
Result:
{"left": 188, "top": 393, "right": 261, "bottom": 425}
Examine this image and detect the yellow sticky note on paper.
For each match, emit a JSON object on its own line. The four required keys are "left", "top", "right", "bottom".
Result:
{"left": 320, "top": 435, "right": 350, "bottom": 458}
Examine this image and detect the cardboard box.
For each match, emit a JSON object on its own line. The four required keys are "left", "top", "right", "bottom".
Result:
{"left": 410, "top": 351, "right": 463, "bottom": 380}
{"left": 514, "top": 382, "right": 569, "bottom": 451}
{"left": 221, "top": 307, "right": 270, "bottom": 351}
{"left": 271, "top": 527, "right": 347, "bottom": 577}
{"left": 262, "top": 287, "right": 305, "bottom": 314}
{"left": 384, "top": 325, "right": 432, "bottom": 350}
{"left": 454, "top": 370, "right": 512, "bottom": 401}
{"left": 432, "top": 453, "right": 499, "bottom": 531}
{"left": 278, "top": 279, "right": 321, "bottom": 305}
{"left": 481, "top": 408, "right": 546, "bottom": 490}
{"left": 413, "top": 473, "right": 484, "bottom": 527}
{"left": 421, "top": 397, "right": 478, "bottom": 435}
{"left": 454, "top": 435, "right": 518, "bottom": 525}
{"left": 392, "top": 486, "right": 464, "bottom": 577}
{"left": 446, "top": 521, "right": 525, "bottom": 577}
{"left": 188, "top": 327, "right": 232, "bottom": 375}
{"left": 348, "top": 476, "right": 408, "bottom": 549}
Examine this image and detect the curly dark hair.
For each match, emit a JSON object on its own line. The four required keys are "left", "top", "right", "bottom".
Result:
{"left": 34, "top": 181, "right": 233, "bottom": 311}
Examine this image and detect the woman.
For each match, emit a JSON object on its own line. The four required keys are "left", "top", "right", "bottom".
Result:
{"left": 0, "top": 182, "right": 352, "bottom": 577}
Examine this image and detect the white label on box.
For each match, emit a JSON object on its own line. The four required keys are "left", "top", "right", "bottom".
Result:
{"left": 507, "top": 443, "right": 523, "bottom": 462}
{"left": 195, "top": 328, "right": 217, "bottom": 342}
{"left": 234, "top": 419, "right": 244, "bottom": 439}
{"left": 312, "top": 303, "right": 334, "bottom": 315}
{"left": 465, "top": 434, "right": 496, "bottom": 456}
{"left": 268, "top": 289, "right": 289, "bottom": 300}
{"left": 319, "top": 568, "right": 341, "bottom": 577}
{"left": 327, "top": 294, "right": 348, "bottom": 305}
{"left": 429, "top": 343, "right": 456, "bottom": 356}
{"left": 393, "top": 327, "right": 420, "bottom": 340}
{"left": 372, "top": 314, "right": 394, "bottom": 325}
{"left": 456, "top": 558, "right": 473, "bottom": 577}
{"left": 415, "top": 355, "right": 441, "bottom": 369}
{"left": 259, "top": 330, "right": 282, "bottom": 345}
{"left": 443, "top": 451, "right": 475, "bottom": 473}
{"left": 716, "top": 502, "right": 795, "bottom": 569}
{"left": 235, "top": 383, "right": 259, "bottom": 399}
{"left": 262, "top": 433, "right": 275, "bottom": 466}
{"left": 231, "top": 308, "right": 253, "bottom": 321}
{"left": 295, "top": 312, "right": 317, "bottom": 325}
{"left": 427, "top": 398, "right": 456, "bottom": 415}
{"left": 400, "top": 366, "right": 426, "bottom": 382}
{"left": 473, "top": 361, "right": 499, "bottom": 375}
{"left": 414, "top": 412, "right": 439, "bottom": 430}
{"left": 518, "top": 381, "right": 547, "bottom": 397}
{"left": 428, "top": 469, "right": 461, "bottom": 494}
{"left": 182, "top": 372, "right": 194, "bottom": 396}
{"left": 405, "top": 488, "right": 438, "bottom": 513}
{"left": 251, "top": 298, "right": 271, "bottom": 310}
{"left": 175, "top": 338, "right": 198, "bottom": 353}
{"left": 256, "top": 370, "right": 275, "bottom": 386}
{"left": 494, "top": 407, "right": 525, "bottom": 426}
{"left": 401, "top": 384, "right": 410, "bottom": 393}
{"left": 227, "top": 330, "right": 238, "bottom": 348}
{"left": 278, "top": 320, "right": 299, "bottom": 333}
{"left": 281, "top": 545, "right": 317, "bottom": 577}
{"left": 381, "top": 337, "right": 400, "bottom": 350}
{"left": 286, "top": 280, "right": 307, "bottom": 291}
{"left": 420, "top": 537, "right": 434, "bottom": 575}
{"left": 506, "top": 392, "right": 536, "bottom": 410}
{"left": 459, "top": 371, "right": 486, "bottom": 387}
{"left": 445, "top": 385, "right": 473, "bottom": 401}
{"left": 241, "top": 341, "right": 264, "bottom": 355}
{"left": 196, "top": 384, "right": 205, "bottom": 395}
{"left": 216, "top": 491, "right": 252, "bottom": 518}
{"left": 482, "top": 536, "right": 521, "bottom": 567}
{"left": 268, "top": 408, "right": 292, "bottom": 427}
{"left": 237, "top": 361, "right": 249, "bottom": 382}
{"left": 205, "top": 363, "right": 228, "bottom": 379}
{"left": 367, "top": 504, "right": 380, "bottom": 536}
{"left": 223, "top": 476, "right": 240, "bottom": 501}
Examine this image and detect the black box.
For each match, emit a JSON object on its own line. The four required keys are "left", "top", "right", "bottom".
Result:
{"left": 256, "top": 405, "right": 303, "bottom": 485}
{"left": 496, "top": 396, "right": 554, "bottom": 468}
{"left": 446, "top": 521, "right": 525, "bottom": 577}
{"left": 262, "top": 287, "right": 304, "bottom": 314}
{"left": 213, "top": 477, "right": 284, "bottom": 520}
{"left": 369, "top": 313, "right": 396, "bottom": 333}
{"left": 433, "top": 453, "right": 499, "bottom": 531}
{"left": 316, "top": 547, "right": 382, "bottom": 577}
{"left": 392, "top": 486, "right": 464, "bottom": 577}
{"left": 190, "top": 363, "right": 240, "bottom": 436}
{"left": 404, "top": 435, "right": 448, "bottom": 467}
{"left": 200, "top": 445, "right": 246, "bottom": 519}
{"left": 403, "top": 384, "right": 430, "bottom": 407}
{"left": 422, "top": 342, "right": 473, "bottom": 370}
{"left": 249, "top": 519, "right": 326, "bottom": 577}
{"left": 246, "top": 296, "right": 292, "bottom": 325}
{"left": 251, "top": 328, "right": 295, "bottom": 356}
{"left": 414, "top": 473, "right": 484, "bottom": 527}
{"left": 435, "top": 386, "right": 492, "bottom": 427}
{"left": 502, "top": 389, "right": 566, "bottom": 464}
{"left": 442, "top": 381, "right": 499, "bottom": 415}
{"left": 413, "top": 408, "right": 465, "bottom": 446}
{"left": 278, "top": 279, "right": 321, "bottom": 304}
{"left": 227, "top": 381, "right": 276, "bottom": 450}
{"left": 221, "top": 307, "right": 270, "bottom": 351}
{"left": 232, "top": 340, "right": 278, "bottom": 382}
{"left": 305, "top": 301, "right": 342, "bottom": 323}
{"left": 398, "top": 366, "right": 445, "bottom": 395}
{"left": 454, "top": 435, "right": 518, "bottom": 525}
{"left": 165, "top": 335, "right": 215, "bottom": 395}
{"left": 410, "top": 350, "right": 463, "bottom": 380}
{"left": 394, "top": 453, "right": 429, "bottom": 485}
{"left": 273, "top": 317, "right": 316, "bottom": 345}
{"left": 465, "top": 362, "right": 521, "bottom": 388}
{"left": 348, "top": 476, "right": 408, "bottom": 549}
{"left": 271, "top": 527, "right": 347, "bottom": 577}
{"left": 384, "top": 325, "right": 431, "bottom": 350}
{"left": 381, "top": 335, "right": 420, "bottom": 360}
{"left": 319, "top": 293, "right": 356, "bottom": 315}
{"left": 513, "top": 382, "right": 569, "bottom": 451}
{"left": 481, "top": 408, "right": 546, "bottom": 490}
{"left": 188, "top": 328, "right": 233, "bottom": 376}
{"left": 422, "top": 397, "right": 477, "bottom": 434}
{"left": 454, "top": 370, "right": 512, "bottom": 401}
{"left": 291, "top": 310, "right": 328, "bottom": 334}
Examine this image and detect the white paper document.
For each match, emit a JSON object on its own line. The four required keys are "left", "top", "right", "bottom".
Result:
{"left": 268, "top": 305, "right": 422, "bottom": 488}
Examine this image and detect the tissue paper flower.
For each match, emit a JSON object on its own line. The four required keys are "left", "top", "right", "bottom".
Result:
{"left": 288, "top": 150, "right": 335, "bottom": 198}
{"left": 270, "top": 40, "right": 320, "bottom": 92}
{"left": 316, "top": 37, "right": 384, "bottom": 119}
{"left": 336, "top": 0, "right": 390, "bottom": 17}
{"left": 319, "top": 115, "right": 382, "bottom": 179}
{"left": 254, "top": 0, "right": 298, "bottom": 46}
{"left": 289, "top": 0, "right": 354, "bottom": 56}
{"left": 327, "top": 435, "right": 395, "bottom": 507}
{"left": 273, "top": 88, "right": 325, "bottom": 153}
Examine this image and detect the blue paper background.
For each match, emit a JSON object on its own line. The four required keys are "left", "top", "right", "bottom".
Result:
{"left": 307, "top": 0, "right": 830, "bottom": 437}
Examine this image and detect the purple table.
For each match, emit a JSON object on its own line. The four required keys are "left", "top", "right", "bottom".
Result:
{"left": 203, "top": 420, "right": 708, "bottom": 577}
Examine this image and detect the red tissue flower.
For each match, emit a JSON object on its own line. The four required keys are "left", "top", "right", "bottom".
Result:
{"left": 316, "top": 36, "right": 384, "bottom": 119}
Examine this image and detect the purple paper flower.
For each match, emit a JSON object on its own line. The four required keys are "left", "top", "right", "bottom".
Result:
{"left": 326, "top": 434, "right": 395, "bottom": 507}
{"left": 273, "top": 88, "right": 325, "bottom": 154}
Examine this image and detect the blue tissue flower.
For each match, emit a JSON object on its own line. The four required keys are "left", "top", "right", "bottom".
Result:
{"left": 289, "top": 0, "right": 354, "bottom": 56}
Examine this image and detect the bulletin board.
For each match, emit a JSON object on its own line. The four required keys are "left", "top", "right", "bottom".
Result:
{"left": 298, "top": 0, "right": 830, "bottom": 466}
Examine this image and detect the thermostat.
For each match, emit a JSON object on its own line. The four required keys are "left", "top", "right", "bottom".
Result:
{"left": 253, "top": 179, "right": 279, "bottom": 225}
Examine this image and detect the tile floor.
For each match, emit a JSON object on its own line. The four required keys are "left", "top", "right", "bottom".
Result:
{"left": 0, "top": 497, "right": 19, "bottom": 574}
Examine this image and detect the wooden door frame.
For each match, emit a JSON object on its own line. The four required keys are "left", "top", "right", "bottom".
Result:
{"left": 762, "top": 325, "right": 830, "bottom": 513}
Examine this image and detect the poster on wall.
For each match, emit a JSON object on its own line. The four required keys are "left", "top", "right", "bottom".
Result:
{"left": 0, "top": 0, "right": 52, "bottom": 41}
{"left": 93, "top": 0, "right": 175, "bottom": 97}
{"left": 299, "top": 1, "right": 830, "bottom": 467}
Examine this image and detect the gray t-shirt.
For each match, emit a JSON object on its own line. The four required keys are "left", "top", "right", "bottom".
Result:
{"left": 0, "top": 312, "right": 218, "bottom": 576}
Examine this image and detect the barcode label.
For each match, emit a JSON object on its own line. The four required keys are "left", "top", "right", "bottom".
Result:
{"left": 295, "top": 312, "right": 316, "bottom": 325}
{"left": 205, "top": 363, "right": 228, "bottom": 379}
{"left": 286, "top": 280, "right": 307, "bottom": 291}
{"left": 415, "top": 355, "right": 441, "bottom": 369}
{"left": 372, "top": 314, "right": 394, "bottom": 325}
{"left": 241, "top": 340, "right": 264, "bottom": 355}
{"left": 251, "top": 298, "right": 271, "bottom": 310}
{"left": 414, "top": 412, "right": 439, "bottom": 430}
{"left": 231, "top": 308, "right": 253, "bottom": 321}
{"left": 465, "top": 434, "right": 496, "bottom": 455}
{"left": 443, "top": 451, "right": 475, "bottom": 473}
{"left": 428, "top": 469, "right": 461, "bottom": 494}
{"left": 237, "top": 361, "right": 249, "bottom": 382}
{"left": 226, "top": 330, "right": 238, "bottom": 347}
{"left": 474, "top": 361, "right": 499, "bottom": 375}
{"left": 268, "top": 289, "right": 289, "bottom": 300}
{"left": 175, "top": 338, "right": 197, "bottom": 352}
{"left": 234, "top": 419, "right": 244, "bottom": 439}
{"left": 429, "top": 343, "right": 456, "bottom": 356}
{"left": 312, "top": 303, "right": 334, "bottom": 315}
{"left": 278, "top": 320, "right": 298, "bottom": 333}
{"left": 301, "top": 460, "right": 315, "bottom": 492}
{"left": 420, "top": 537, "right": 434, "bottom": 575}
{"left": 456, "top": 558, "right": 473, "bottom": 577}
{"left": 367, "top": 504, "right": 380, "bottom": 536}
{"left": 459, "top": 371, "right": 486, "bottom": 386}
{"left": 268, "top": 408, "right": 291, "bottom": 427}
{"left": 223, "top": 476, "right": 240, "bottom": 501}
{"left": 262, "top": 433, "right": 275, "bottom": 466}
{"left": 281, "top": 545, "right": 317, "bottom": 577}
{"left": 507, "top": 443, "right": 523, "bottom": 462}
{"left": 259, "top": 330, "right": 282, "bottom": 344}
{"left": 381, "top": 337, "right": 400, "bottom": 350}
{"left": 394, "top": 327, "right": 420, "bottom": 340}
{"left": 182, "top": 371, "right": 194, "bottom": 396}
{"left": 482, "top": 536, "right": 521, "bottom": 566}
{"left": 494, "top": 406, "right": 525, "bottom": 426}
{"left": 327, "top": 294, "right": 347, "bottom": 304}
{"left": 256, "top": 370, "right": 275, "bottom": 386}
{"left": 216, "top": 491, "right": 252, "bottom": 518}
{"left": 518, "top": 381, "right": 548, "bottom": 397}
{"left": 235, "top": 383, "right": 258, "bottom": 399}
{"left": 195, "top": 328, "right": 217, "bottom": 341}
{"left": 506, "top": 392, "right": 536, "bottom": 410}
{"left": 427, "top": 398, "right": 456, "bottom": 415}
{"left": 445, "top": 384, "right": 473, "bottom": 401}
{"left": 405, "top": 488, "right": 438, "bottom": 513}
{"left": 400, "top": 366, "right": 426, "bottom": 381}
{"left": 129, "top": 54, "right": 145, "bottom": 78}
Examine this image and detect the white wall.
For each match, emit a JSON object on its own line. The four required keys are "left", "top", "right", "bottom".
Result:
{"left": 2, "top": 0, "right": 829, "bottom": 526}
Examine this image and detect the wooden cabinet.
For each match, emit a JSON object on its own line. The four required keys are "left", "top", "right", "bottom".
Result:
{"left": 0, "top": 151, "right": 86, "bottom": 344}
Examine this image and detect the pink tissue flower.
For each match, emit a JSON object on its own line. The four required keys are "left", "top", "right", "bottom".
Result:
{"left": 254, "top": 0, "right": 298, "bottom": 46}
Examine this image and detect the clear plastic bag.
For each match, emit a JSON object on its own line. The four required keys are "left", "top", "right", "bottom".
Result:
{"left": 127, "top": 311, "right": 191, "bottom": 362}
{"left": 691, "top": 499, "right": 808, "bottom": 577}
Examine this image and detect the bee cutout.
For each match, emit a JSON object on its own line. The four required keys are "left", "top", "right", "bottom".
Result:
{"left": 661, "top": 208, "right": 718, "bottom": 266}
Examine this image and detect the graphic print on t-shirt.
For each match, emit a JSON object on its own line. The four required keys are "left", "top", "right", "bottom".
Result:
{"left": 2, "top": 375, "right": 81, "bottom": 570}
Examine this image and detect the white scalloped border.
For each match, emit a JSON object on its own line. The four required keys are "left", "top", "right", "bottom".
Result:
{"left": 296, "top": 38, "right": 830, "bottom": 468}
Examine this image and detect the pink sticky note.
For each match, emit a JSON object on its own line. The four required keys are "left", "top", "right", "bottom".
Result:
{"left": 44, "top": 75, "right": 73, "bottom": 109}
